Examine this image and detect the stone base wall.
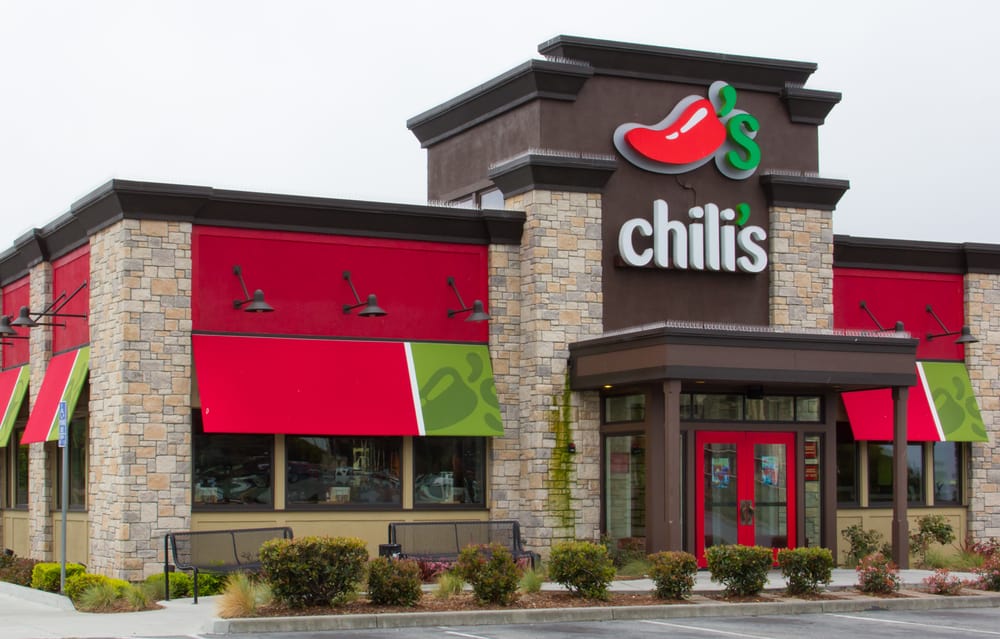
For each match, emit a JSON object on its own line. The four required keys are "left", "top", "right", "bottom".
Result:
{"left": 88, "top": 220, "right": 193, "bottom": 579}
{"left": 769, "top": 206, "right": 833, "bottom": 329}
{"left": 965, "top": 272, "right": 1000, "bottom": 540}
{"left": 490, "top": 190, "right": 603, "bottom": 555}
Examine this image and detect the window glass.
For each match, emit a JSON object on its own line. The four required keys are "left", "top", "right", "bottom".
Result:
{"left": 604, "top": 434, "right": 646, "bottom": 545}
{"left": 479, "top": 188, "right": 504, "bottom": 209}
{"left": 679, "top": 393, "right": 692, "bottom": 420}
{"left": 803, "top": 435, "right": 822, "bottom": 547}
{"left": 933, "top": 442, "right": 961, "bottom": 504}
{"left": 796, "top": 397, "right": 822, "bottom": 422}
{"left": 193, "top": 415, "right": 273, "bottom": 507}
{"left": 867, "top": 442, "right": 925, "bottom": 505}
{"left": 836, "top": 423, "right": 858, "bottom": 504}
{"left": 286, "top": 436, "right": 401, "bottom": 507}
{"left": 413, "top": 437, "right": 486, "bottom": 506}
{"left": 55, "top": 418, "right": 87, "bottom": 509}
{"left": 605, "top": 394, "right": 645, "bottom": 423}
{"left": 907, "top": 443, "right": 925, "bottom": 504}
{"left": 13, "top": 426, "right": 28, "bottom": 508}
{"left": 692, "top": 394, "right": 743, "bottom": 420}
{"left": 763, "top": 396, "right": 794, "bottom": 421}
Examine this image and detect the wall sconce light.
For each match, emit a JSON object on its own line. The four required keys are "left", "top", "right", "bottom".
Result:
{"left": 858, "top": 300, "right": 904, "bottom": 333}
{"left": 11, "top": 281, "right": 89, "bottom": 328}
{"left": 446, "top": 277, "right": 490, "bottom": 322}
{"left": 926, "top": 304, "right": 977, "bottom": 344}
{"left": 0, "top": 315, "right": 28, "bottom": 340}
{"left": 342, "top": 271, "right": 386, "bottom": 317}
{"left": 232, "top": 266, "right": 274, "bottom": 313}
{"left": 567, "top": 442, "right": 577, "bottom": 454}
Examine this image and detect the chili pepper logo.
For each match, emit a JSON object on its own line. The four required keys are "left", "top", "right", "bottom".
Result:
{"left": 613, "top": 81, "right": 761, "bottom": 180}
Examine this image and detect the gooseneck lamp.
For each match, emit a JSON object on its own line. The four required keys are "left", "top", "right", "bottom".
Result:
{"left": 858, "top": 300, "right": 904, "bottom": 333}
{"left": 10, "top": 280, "right": 89, "bottom": 328}
{"left": 446, "top": 277, "right": 490, "bottom": 322}
{"left": 342, "top": 271, "right": 386, "bottom": 317}
{"left": 232, "top": 266, "right": 274, "bottom": 313}
{"left": 926, "top": 304, "right": 977, "bottom": 344}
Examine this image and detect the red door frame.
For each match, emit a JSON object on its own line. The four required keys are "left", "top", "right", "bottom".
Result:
{"left": 695, "top": 431, "right": 797, "bottom": 565}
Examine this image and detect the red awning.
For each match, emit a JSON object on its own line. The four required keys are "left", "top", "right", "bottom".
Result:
{"left": 841, "top": 386, "right": 938, "bottom": 441}
{"left": 22, "top": 347, "right": 90, "bottom": 444}
{"left": 0, "top": 365, "right": 30, "bottom": 446}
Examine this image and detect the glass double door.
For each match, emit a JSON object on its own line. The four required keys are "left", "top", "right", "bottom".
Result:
{"left": 695, "top": 431, "right": 796, "bottom": 565}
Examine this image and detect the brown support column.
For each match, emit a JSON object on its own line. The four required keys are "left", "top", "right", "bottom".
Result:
{"left": 891, "top": 386, "right": 909, "bottom": 568}
{"left": 822, "top": 392, "right": 838, "bottom": 554}
{"left": 795, "top": 431, "right": 806, "bottom": 547}
{"left": 664, "top": 380, "right": 683, "bottom": 551}
{"left": 646, "top": 385, "right": 667, "bottom": 553}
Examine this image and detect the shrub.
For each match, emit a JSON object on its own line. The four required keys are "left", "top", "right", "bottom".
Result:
{"left": 144, "top": 571, "right": 193, "bottom": 599}
{"left": 923, "top": 568, "right": 965, "bottom": 595}
{"left": 777, "top": 547, "right": 834, "bottom": 595}
{"left": 217, "top": 572, "right": 272, "bottom": 618}
{"left": 706, "top": 545, "right": 773, "bottom": 597}
{"left": 0, "top": 549, "right": 15, "bottom": 570}
{"left": 65, "top": 573, "right": 127, "bottom": 604}
{"left": 0, "top": 557, "right": 39, "bottom": 586}
{"left": 856, "top": 552, "right": 900, "bottom": 594}
{"left": 841, "top": 525, "right": 891, "bottom": 567}
{"left": 548, "top": 541, "right": 616, "bottom": 601}
{"left": 648, "top": 551, "right": 698, "bottom": 600}
{"left": 910, "top": 515, "right": 956, "bottom": 567}
{"left": 969, "top": 536, "right": 1000, "bottom": 561}
{"left": 122, "top": 583, "right": 154, "bottom": 609}
{"left": 417, "top": 560, "right": 452, "bottom": 582}
{"left": 518, "top": 566, "right": 544, "bottom": 594}
{"left": 30, "top": 562, "right": 85, "bottom": 592}
{"left": 367, "top": 557, "right": 423, "bottom": 607}
{"left": 75, "top": 582, "right": 119, "bottom": 612}
{"left": 434, "top": 570, "right": 465, "bottom": 599}
{"left": 259, "top": 536, "right": 368, "bottom": 608}
{"left": 455, "top": 543, "right": 522, "bottom": 606}
{"left": 976, "top": 554, "right": 1000, "bottom": 591}
{"left": 195, "top": 571, "right": 227, "bottom": 596}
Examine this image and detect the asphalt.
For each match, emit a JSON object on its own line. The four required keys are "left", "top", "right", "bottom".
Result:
{"left": 2, "top": 569, "right": 998, "bottom": 638}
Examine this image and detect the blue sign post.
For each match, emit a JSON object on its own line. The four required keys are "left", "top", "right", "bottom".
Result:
{"left": 58, "top": 401, "right": 68, "bottom": 594}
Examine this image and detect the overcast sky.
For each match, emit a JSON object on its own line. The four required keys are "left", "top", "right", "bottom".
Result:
{"left": 1, "top": 0, "right": 996, "bottom": 252}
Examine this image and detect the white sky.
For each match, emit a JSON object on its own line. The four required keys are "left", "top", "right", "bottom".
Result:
{"left": 1, "top": 0, "right": 997, "bottom": 252}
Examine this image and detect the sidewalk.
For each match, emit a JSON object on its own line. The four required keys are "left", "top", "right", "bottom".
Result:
{"left": 0, "top": 569, "right": 995, "bottom": 639}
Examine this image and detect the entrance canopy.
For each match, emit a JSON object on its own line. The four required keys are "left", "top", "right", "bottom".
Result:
{"left": 193, "top": 334, "right": 503, "bottom": 437}
{"left": 842, "top": 361, "right": 987, "bottom": 442}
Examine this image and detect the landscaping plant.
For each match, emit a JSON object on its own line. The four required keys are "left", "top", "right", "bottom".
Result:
{"left": 30, "top": 562, "right": 85, "bottom": 593}
{"left": 548, "top": 540, "right": 616, "bottom": 601}
{"left": 65, "top": 573, "right": 128, "bottom": 605}
{"left": 841, "top": 524, "right": 891, "bottom": 567}
{"left": 705, "top": 544, "right": 773, "bottom": 597}
{"left": 259, "top": 536, "right": 368, "bottom": 608}
{"left": 0, "top": 557, "right": 39, "bottom": 586}
{"left": 777, "top": 547, "right": 834, "bottom": 595}
{"left": 648, "top": 551, "right": 698, "bottom": 600}
{"left": 434, "top": 570, "right": 465, "bottom": 599}
{"left": 975, "top": 554, "right": 1000, "bottom": 591}
{"left": 909, "top": 515, "right": 955, "bottom": 567}
{"left": 922, "top": 568, "right": 965, "bottom": 595}
{"left": 366, "top": 557, "right": 423, "bottom": 607}
{"left": 855, "top": 552, "right": 900, "bottom": 594}
{"left": 217, "top": 572, "right": 272, "bottom": 618}
{"left": 144, "top": 571, "right": 192, "bottom": 599}
{"left": 454, "top": 543, "right": 522, "bottom": 606}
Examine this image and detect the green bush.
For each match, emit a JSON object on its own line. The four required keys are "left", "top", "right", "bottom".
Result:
{"left": 841, "top": 525, "right": 891, "bottom": 567}
{"left": 0, "top": 557, "right": 39, "bottom": 586}
{"left": 195, "top": 571, "right": 227, "bottom": 596}
{"left": 548, "top": 540, "right": 616, "bottom": 601}
{"left": 648, "top": 551, "right": 698, "bottom": 600}
{"left": 30, "top": 562, "right": 85, "bottom": 592}
{"left": 259, "top": 536, "right": 368, "bottom": 608}
{"left": 777, "top": 547, "right": 833, "bottom": 595}
{"left": 706, "top": 545, "right": 773, "bottom": 597}
{"left": 455, "top": 543, "right": 522, "bottom": 606}
{"left": 65, "top": 573, "right": 127, "bottom": 604}
{"left": 856, "top": 552, "right": 900, "bottom": 594}
{"left": 367, "top": 557, "right": 423, "bottom": 607}
{"left": 144, "top": 571, "right": 193, "bottom": 599}
{"left": 910, "top": 515, "right": 956, "bottom": 567}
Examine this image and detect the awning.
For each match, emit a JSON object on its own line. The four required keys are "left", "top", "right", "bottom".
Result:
{"left": 21, "top": 347, "right": 90, "bottom": 445}
{"left": 0, "top": 365, "right": 30, "bottom": 446}
{"left": 842, "top": 361, "right": 987, "bottom": 442}
{"left": 193, "top": 335, "right": 503, "bottom": 437}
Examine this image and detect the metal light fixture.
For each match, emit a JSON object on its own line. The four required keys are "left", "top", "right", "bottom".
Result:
{"left": 232, "top": 266, "right": 274, "bottom": 313}
{"left": 342, "top": 271, "right": 386, "bottom": 317}
{"left": 446, "top": 276, "right": 490, "bottom": 322}
{"left": 0, "top": 315, "right": 28, "bottom": 339}
{"left": 926, "top": 304, "right": 977, "bottom": 344}
{"left": 858, "top": 300, "right": 904, "bottom": 333}
{"left": 11, "top": 281, "right": 89, "bottom": 328}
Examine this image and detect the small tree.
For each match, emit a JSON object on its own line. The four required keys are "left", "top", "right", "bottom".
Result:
{"left": 910, "top": 515, "right": 955, "bottom": 567}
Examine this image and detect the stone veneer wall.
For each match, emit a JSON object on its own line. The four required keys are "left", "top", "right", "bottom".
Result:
{"left": 964, "top": 272, "right": 1000, "bottom": 540}
{"left": 489, "top": 190, "right": 603, "bottom": 554}
{"left": 88, "top": 220, "right": 193, "bottom": 579}
{"left": 768, "top": 206, "right": 834, "bottom": 329}
{"left": 28, "top": 262, "right": 55, "bottom": 559}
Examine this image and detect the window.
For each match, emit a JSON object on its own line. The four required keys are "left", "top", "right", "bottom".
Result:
{"left": 867, "top": 442, "right": 924, "bottom": 505}
{"left": 11, "top": 426, "right": 28, "bottom": 508}
{"left": 604, "top": 394, "right": 645, "bottom": 423}
{"left": 836, "top": 423, "right": 858, "bottom": 504}
{"left": 933, "top": 442, "right": 962, "bottom": 504}
{"left": 479, "top": 188, "right": 504, "bottom": 209}
{"left": 54, "top": 418, "right": 87, "bottom": 510}
{"left": 286, "top": 436, "right": 401, "bottom": 507}
{"left": 746, "top": 396, "right": 794, "bottom": 421}
{"left": 192, "top": 413, "right": 273, "bottom": 507}
{"left": 691, "top": 394, "right": 743, "bottom": 420}
{"left": 796, "top": 397, "right": 822, "bottom": 422}
{"left": 604, "top": 434, "right": 646, "bottom": 543}
{"left": 413, "top": 437, "right": 486, "bottom": 507}
{"left": 682, "top": 393, "right": 821, "bottom": 422}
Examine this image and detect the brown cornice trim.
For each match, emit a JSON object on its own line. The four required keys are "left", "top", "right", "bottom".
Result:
{"left": 487, "top": 153, "right": 618, "bottom": 197}
{"left": 834, "top": 235, "right": 966, "bottom": 273}
{"left": 573, "top": 367, "right": 917, "bottom": 390}
{"left": 781, "top": 86, "right": 842, "bottom": 125}
{"left": 961, "top": 243, "right": 1000, "bottom": 274}
{"left": 0, "top": 180, "right": 527, "bottom": 282}
{"left": 760, "top": 174, "right": 850, "bottom": 211}
{"left": 537, "top": 35, "right": 816, "bottom": 93}
{"left": 407, "top": 59, "right": 593, "bottom": 148}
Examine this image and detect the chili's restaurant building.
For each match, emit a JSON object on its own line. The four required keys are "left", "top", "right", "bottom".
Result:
{"left": 0, "top": 36, "right": 997, "bottom": 580}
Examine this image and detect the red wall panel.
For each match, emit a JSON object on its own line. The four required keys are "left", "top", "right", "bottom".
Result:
{"left": 192, "top": 227, "right": 490, "bottom": 343}
{"left": 2, "top": 277, "right": 30, "bottom": 369}
{"left": 51, "top": 246, "right": 91, "bottom": 354}
{"left": 833, "top": 268, "right": 965, "bottom": 361}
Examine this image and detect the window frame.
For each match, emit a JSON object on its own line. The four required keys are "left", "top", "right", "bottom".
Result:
{"left": 285, "top": 435, "right": 403, "bottom": 511}
{"left": 412, "top": 436, "right": 488, "bottom": 510}
{"left": 192, "top": 411, "right": 275, "bottom": 511}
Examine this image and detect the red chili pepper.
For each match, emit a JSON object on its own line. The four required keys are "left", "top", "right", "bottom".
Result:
{"left": 624, "top": 98, "right": 726, "bottom": 165}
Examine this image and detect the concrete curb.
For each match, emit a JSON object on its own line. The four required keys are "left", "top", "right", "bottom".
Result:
{"left": 211, "top": 591, "right": 1000, "bottom": 634}
{"left": 0, "top": 582, "right": 76, "bottom": 611}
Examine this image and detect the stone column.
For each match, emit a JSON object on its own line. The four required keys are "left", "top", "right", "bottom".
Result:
{"left": 88, "top": 219, "right": 192, "bottom": 579}
{"left": 965, "top": 272, "right": 1000, "bottom": 540}
{"left": 27, "top": 262, "right": 54, "bottom": 559}
{"left": 768, "top": 205, "right": 834, "bottom": 330}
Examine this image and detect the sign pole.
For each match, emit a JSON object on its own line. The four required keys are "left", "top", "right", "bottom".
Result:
{"left": 58, "top": 401, "right": 68, "bottom": 594}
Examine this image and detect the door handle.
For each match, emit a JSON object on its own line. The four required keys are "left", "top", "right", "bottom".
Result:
{"left": 739, "top": 500, "right": 755, "bottom": 525}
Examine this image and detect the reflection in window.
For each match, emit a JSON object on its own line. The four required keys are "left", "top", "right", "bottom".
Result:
{"left": 933, "top": 442, "right": 962, "bottom": 504}
{"left": 413, "top": 437, "right": 486, "bottom": 506}
{"left": 604, "top": 434, "right": 645, "bottom": 545}
{"left": 55, "top": 418, "right": 87, "bottom": 509}
{"left": 867, "top": 442, "right": 924, "bottom": 505}
{"left": 605, "top": 394, "right": 645, "bottom": 423}
{"left": 286, "top": 436, "right": 401, "bottom": 507}
{"left": 796, "top": 397, "right": 821, "bottom": 422}
{"left": 12, "top": 426, "right": 28, "bottom": 508}
{"left": 193, "top": 414, "right": 273, "bottom": 507}
{"left": 746, "top": 396, "right": 794, "bottom": 421}
{"left": 836, "top": 423, "right": 858, "bottom": 504}
{"left": 692, "top": 394, "right": 743, "bottom": 420}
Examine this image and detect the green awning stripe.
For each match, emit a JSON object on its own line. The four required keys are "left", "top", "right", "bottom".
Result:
{"left": 919, "top": 361, "right": 988, "bottom": 442}
{"left": 0, "top": 366, "right": 30, "bottom": 447}
{"left": 408, "top": 342, "right": 503, "bottom": 437}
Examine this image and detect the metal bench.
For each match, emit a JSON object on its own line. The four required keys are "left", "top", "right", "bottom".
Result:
{"left": 387, "top": 520, "right": 539, "bottom": 569}
{"left": 163, "top": 526, "right": 293, "bottom": 603}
